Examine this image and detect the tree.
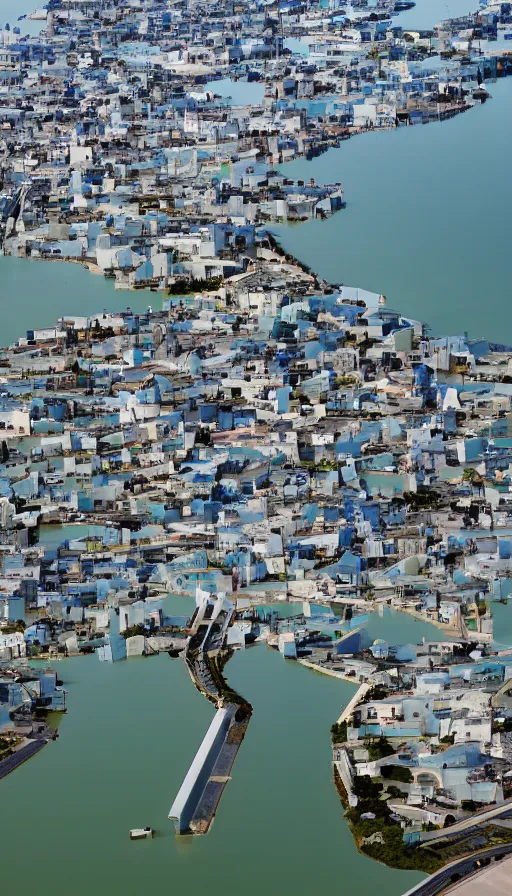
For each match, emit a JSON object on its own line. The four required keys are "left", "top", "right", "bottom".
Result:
{"left": 331, "top": 720, "right": 347, "bottom": 743}
{"left": 381, "top": 765, "right": 413, "bottom": 783}
{"left": 462, "top": 468, "right": 483, "bottom": 485}
{"left": 367, "top": 737, "right": 395, "bottom": 761}
{"left": 353, "top": 775, "right": 382, "bottom": 800}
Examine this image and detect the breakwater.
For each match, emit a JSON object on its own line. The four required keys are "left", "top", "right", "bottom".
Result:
{"left": 169, "top": 594, "right": 252, "bottom": 835}
{"left": 169, "top": 702, "right": 250, "bottom": 834}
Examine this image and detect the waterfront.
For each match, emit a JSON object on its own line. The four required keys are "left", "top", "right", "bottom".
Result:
{"left": 0, "top": 647, "right": 423, "bottom": 896}
{"left": 0, "top": 257, "right": 154, "bottom": 347}
{"left": 276, "top": 76, "right": 512, "bottom": 343}
{"left": 394, "top": 0, "right": 477, "bottom": 30}
{"left": 364, "top": 607, "right": 453, "bottom": 645}
{"left": 2, "top": 79, "right": 511, "bottom": 348}
{"left": 1, "top": 2, "right": 512, "bottom": 893}
{"left": 0, "top": 0, "right": 45, "bottom": 36}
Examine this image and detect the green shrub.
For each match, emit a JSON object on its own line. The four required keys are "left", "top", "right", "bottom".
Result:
{"left": 331, "top": 720, "right": 347, "bottom": 743}
{"left": 367, "top": 737, "right": 395, "bottom": 761}
{"left": 168, "top": 276, "right": 223, "bottom": 296}
{"left": 353, "top": 775, "right": 383, "bottom": 801}
{"left": 380, "top": 765, "right": 413, "bottom": 783}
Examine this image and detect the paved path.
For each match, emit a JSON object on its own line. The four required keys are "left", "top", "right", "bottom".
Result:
{"left": 401, "top": 844, "right": 512, "bottom": 896}
{"left": 337, "top": 681, "right": 371, "bottom": 724}
{"left": 420, "top": 798, "right": 512, "bottom": 844}
{"left": 439, "top": 852, "right": 512, "bottom": 896}
{"left": 0, "top": 738, "right": 46, "bottom": 780}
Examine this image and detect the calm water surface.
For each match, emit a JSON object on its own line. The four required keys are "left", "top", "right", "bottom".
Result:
{"left": 205, "top": 77, "right": 265, "bottom": 105}
{"left": 0, "top": 257, "right": 156, "bottom": 346}
{"left": 0, "top": 0, "right": 44, "bottom": 35}
{"left": 394, "top": 0, "right": 476, "bottom": 30}
{"left": 3, "top": 2, "right": 512, "bottom": 892}
{"left": 365, "top": 606, "right": 454, "bottom": 644}
{"left": 276, "top": 77, "right": 512, "bottom": 343}
{"left": 0, "top": 647, "right": 423, "bottom": 896}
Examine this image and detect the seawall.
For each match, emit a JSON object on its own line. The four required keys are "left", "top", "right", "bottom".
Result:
{"left": 0, "top": 738, "right": 46, "bottom": 780}
{"left": 169, "top": 704, "right": 234, "bottom": 833}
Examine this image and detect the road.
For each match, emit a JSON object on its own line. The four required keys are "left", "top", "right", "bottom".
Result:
{"left": 419, "top": 797, "right": 512, "bottom": 845}
{"left": 401, "top": 844, "right": 512, "bottom": 896}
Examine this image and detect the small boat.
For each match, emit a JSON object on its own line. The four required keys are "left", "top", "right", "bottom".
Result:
{"left": 129, "top": 827, "right": 153, "bottom": 840}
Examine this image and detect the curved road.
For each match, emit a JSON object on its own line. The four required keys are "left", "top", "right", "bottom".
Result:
{"left": 419, "top": 797, "right": 512, "bottom": 845}
{"left": 401, "top": 843, "right": 512, "bottom": 896}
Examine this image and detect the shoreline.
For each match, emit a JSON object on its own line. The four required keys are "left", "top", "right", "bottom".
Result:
{"left": 0, "top": 737, "right": 47, "bottom": 780}
{"left": 1, "top": 5, "right": 511, "bottom": 887}
{"left": 2, "top": 72, "right": 508, "bottom": 323}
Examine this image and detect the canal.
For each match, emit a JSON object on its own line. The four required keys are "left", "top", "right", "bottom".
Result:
{"left": 3, "top": 75, "right": 512, "bottom": 347}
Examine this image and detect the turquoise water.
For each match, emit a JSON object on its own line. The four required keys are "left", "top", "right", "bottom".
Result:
{"left": 205, "top": 78, "right": 266, "bottom": 105}
{"left": 302, "top": 0, "right": 477, "bottom": 32}
{"left": 365, "top": 606, "right": 454, "bottom": 645}
{"left": 394, "top": 0, "right": 476, "bottom": 30}
{"left": 6, "top": 24, "right": 512, "bottom": 347}
{"left": 276, "top": 76, "right": 512, "bottom": 343}
{"left": 0, "top": 256, "right": 156, "bottom": 347}
{"left": 38, "top": 524, "right": 111, "bottom": 548}
{"left": 361, "top": 472, "right": 406, "bottom": 496}
{"left": 492, "top": 600, "right": 512, "bottom": 648}
{"left": 0, "top": 0, "right": 45, "bottom": 35}
{"left": 284, "top": 38, "right": 309, "bottom": 56}
{"left": 0, "top": 648, "right": 423, "bottom": 896}
{"left": 3, "top": 2, "right": 512, "bottom": 892}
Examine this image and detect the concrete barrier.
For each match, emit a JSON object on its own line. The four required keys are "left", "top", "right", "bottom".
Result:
{"left": 169, "top": 705, "right": 234, "bottom": 833}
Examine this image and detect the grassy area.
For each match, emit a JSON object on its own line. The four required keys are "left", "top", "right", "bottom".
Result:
{"left": 168, "top": 276, "right": 223, "bottom": 296}
{"left": 366, "top": 736, "right": 395, "bottom": 761}
{"left": 45, "top": 711, "right": 65, "bottom": 731}
{"left": 350, "top": 816, "right": 443, "bottom": 873}
{"left": 333, "top": 766, "right": 442, "bottom": 873}
{"left": 0, "top": 734, "right": 22, "bottom": 762}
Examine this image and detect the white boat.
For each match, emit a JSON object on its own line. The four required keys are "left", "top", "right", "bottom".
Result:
{"left": 129, "top": 827, "right": 153, "bottom": 840}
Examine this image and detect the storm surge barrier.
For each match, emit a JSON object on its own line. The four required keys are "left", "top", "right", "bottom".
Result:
{"left": 168, "top": 593, "right": 252, "bottom": 834}
{"left": 169, "top": 704, "right": 237, "bottom": 834}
